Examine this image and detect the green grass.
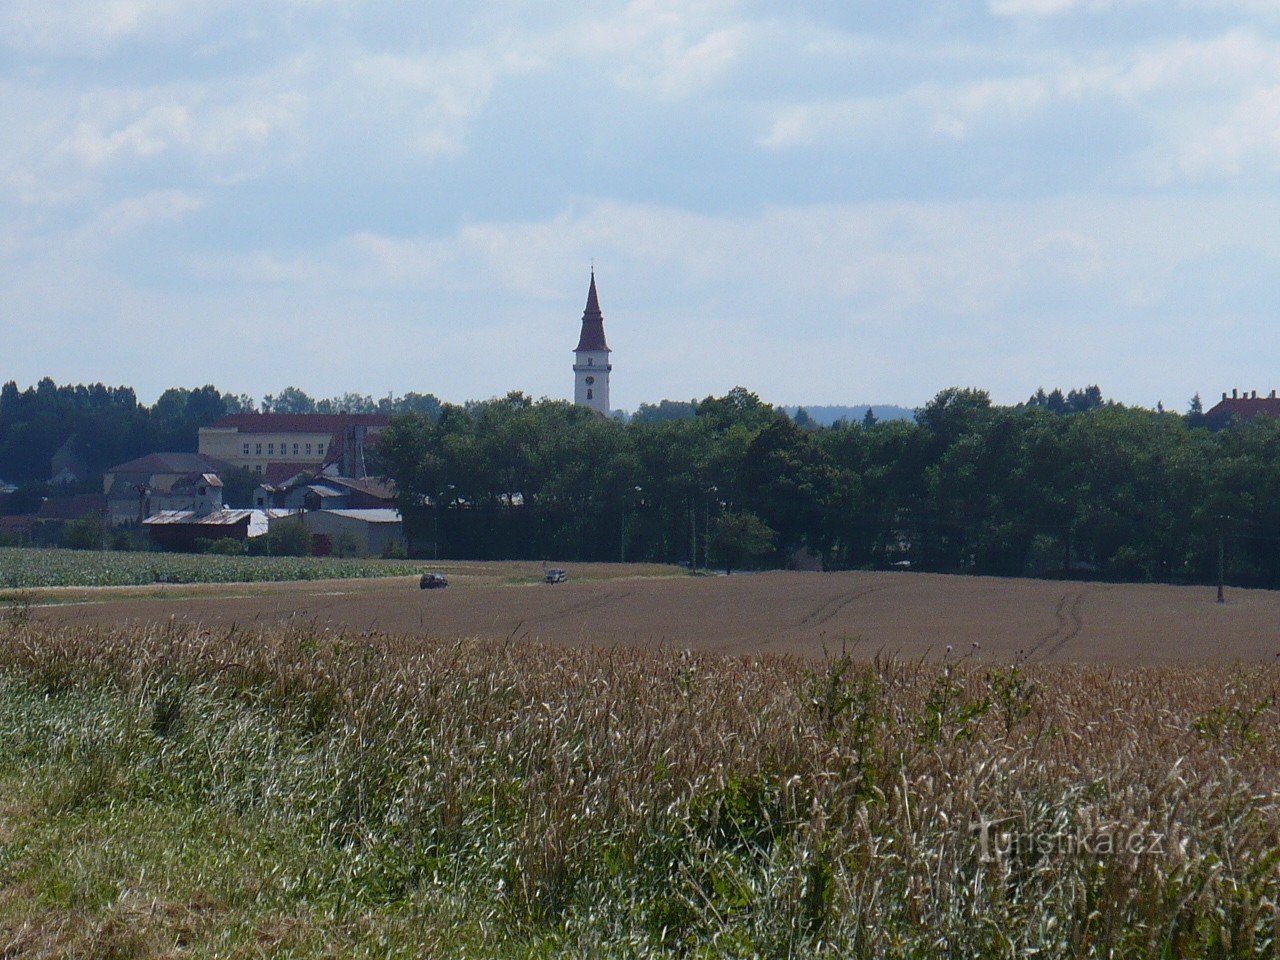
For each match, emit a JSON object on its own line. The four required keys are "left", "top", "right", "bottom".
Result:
{"left": 0, "top": 619, "right": 1277, "bottom": 957}
{"left": 0, "top": 547, "right": 437, "bottom": 589}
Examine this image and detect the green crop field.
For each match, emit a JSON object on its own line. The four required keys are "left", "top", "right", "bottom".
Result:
{"left": 0, "top": 547, "right": 434, "bottom": 590}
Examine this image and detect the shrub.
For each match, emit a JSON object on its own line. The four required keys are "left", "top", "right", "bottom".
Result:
{"left": 263, "top": 520, "right": 312, "bottom": 557}
{"left": 60, "top": 516, "right": 103, "bottom": 550}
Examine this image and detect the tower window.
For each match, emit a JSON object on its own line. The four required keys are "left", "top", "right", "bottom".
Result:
{"left": 587, "top": 389, "right": 593, "bottom": 400}
{"left": 588, "top": 358, "right": 593, "bottom": 365}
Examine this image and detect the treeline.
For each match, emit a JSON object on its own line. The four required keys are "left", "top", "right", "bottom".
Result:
{"left": 0, "top": 379, "right": 445, "bottom": 488}
{"left": 378, "top": 386, "right": 1280, "bottom": 587}
{"left": 0, "top": 382, "right": 235, "bottom": 487}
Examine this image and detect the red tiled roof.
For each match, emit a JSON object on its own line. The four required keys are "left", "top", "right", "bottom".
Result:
{"left": 1205, "top": 395, "right": 1280, "bottom": 424}
{"left": 573, "top": 271, "right": 611, "bottom": 353}
{"left": 207, "top": 413, "right": 390, "bottom": 434}
{"left": 263, "top": 462, "right": 314, "bottom": 486}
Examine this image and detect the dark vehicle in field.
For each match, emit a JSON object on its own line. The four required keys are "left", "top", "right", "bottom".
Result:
{"left": 419, "top": 573, "right": 449, "bottom": 589}
{"left": 544, "top": 568, "right": 567, "bottom": 584}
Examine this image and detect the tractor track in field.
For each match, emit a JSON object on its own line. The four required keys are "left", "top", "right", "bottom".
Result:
{"left": 526, "top": 589, "right": 634, "bottom": 627}
{"left": 1026, "top": 591, "right": 1086, "bottom": 661}
{"left": 801, "top": 586, "right": 886, "bottom": 628}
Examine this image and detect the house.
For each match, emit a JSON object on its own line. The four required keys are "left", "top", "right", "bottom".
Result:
{"left": 1205, "top": 389, "right": 1280, "bottom": 429}
{"left": 301, "top": 508, "right": 407, "bottom": 558}
{"left": 197, "top": 413, "right": 389, "bottom": 477}
{"left": 49, "top": 436, "right": 86, "bottom": 485}
{"left": 253, "top": 472, "right": 396, "bottom": 511}
{"left": 102, "top": 452, "right": 229, "bottom": 526}
{"left": 143, "top": 508, "right": 272, "bottom": 552}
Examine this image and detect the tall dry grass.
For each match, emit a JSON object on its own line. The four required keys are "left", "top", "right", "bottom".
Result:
{"left": 0, "top": 610, "right": 1277, "bottom": 957}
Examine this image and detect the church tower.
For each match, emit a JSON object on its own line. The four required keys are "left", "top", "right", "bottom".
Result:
{"left": 573, "top": 270, "right": 611, "bottom": 415}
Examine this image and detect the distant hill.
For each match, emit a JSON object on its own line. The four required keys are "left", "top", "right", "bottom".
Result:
{"left": 783, "top": 405, "right": 916, "bottom": 426}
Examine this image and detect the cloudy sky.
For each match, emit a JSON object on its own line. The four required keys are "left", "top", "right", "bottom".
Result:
{"left": 4, "top": 0, "right": 1280, "bottom": 411}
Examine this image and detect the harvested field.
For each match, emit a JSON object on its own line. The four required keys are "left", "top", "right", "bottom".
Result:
{"left": 25, "top": 566, "right": 1280, "bottom": 663}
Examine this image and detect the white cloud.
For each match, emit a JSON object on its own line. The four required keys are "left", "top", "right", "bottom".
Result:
{"left": 760, "top": 74, "right": 1054, "bottom": 149}
{"left": 58, "top": 103, "right": 193, "bottom": 167}
{"left": 0, "top": 0, "right": 222, "bottom": 55}
{"left": 351, "top": 49, "right": 541, "bottom": 159}
{"left": 79, "top": 188, "right": 205, "bottom": 240}
{"left": 989, "top": 0, "right": 1280, "bottom": 17}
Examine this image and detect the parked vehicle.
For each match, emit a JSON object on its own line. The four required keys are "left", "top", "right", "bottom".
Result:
{"left": 419, "top": 573, "right": 449, "bottom": 589}
{"left": 544, "top": 568, "right": 567, "bottom": 584}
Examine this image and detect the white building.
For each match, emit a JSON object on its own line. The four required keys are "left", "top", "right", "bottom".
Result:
{"left": 301, "top": 508, "right": 407, "bottom": 557}
{"left": 573, "top": 271, "right": 612, "bottom": 415}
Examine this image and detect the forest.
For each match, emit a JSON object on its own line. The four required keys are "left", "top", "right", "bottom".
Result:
{"left": 377, "top": 386, "right": 1277, "bottom": 587}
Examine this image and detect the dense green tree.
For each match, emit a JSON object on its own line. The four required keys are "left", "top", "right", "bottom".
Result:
{"left": 707, "top": 511, "right": 775, "bottom": 574}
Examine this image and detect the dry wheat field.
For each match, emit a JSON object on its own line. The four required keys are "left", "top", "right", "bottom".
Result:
{"left": 0, "top": 612, "right": 1276, "bottom": 958}
{"left": 22, "top": 565, "right": 1280, "bottom": 663}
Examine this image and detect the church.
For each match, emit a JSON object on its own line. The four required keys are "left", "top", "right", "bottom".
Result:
{"left": 572, "top": 271, "right": 612, "bottom": 415}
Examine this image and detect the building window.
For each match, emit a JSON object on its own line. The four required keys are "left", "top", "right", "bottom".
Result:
{"left": 306, "top": 444, "right": 312, "bottom": 456}
{"left": 588, "top": 357, "right": 594, "bottom": 366}
{"left": 317, "top": 443, "right": 324, "bottom": 455}
{"left": 255, "top": 443, "right": 262, "bottom": 455}
{"left": 243, "top": 443, "right": 250, "bottom": 456}
{"left": 255, "top": 465, "right": 263, "bottom": 474}
{"left": 267, "top": 443, "right": 274, "bottom": 455}
{"left": 587, "top": 388, "right": 593, "bottom": 400}
{"left": 293, "top": 443, "right": 299, "bottom": 456}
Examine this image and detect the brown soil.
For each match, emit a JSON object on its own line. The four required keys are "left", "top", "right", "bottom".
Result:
{"left": 28, "top": 568, "right": 1280, "bottom": 664}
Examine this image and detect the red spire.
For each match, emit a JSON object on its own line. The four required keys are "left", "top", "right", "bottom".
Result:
{"left": 574, "top": 269, "right": 610, "bottom": 352}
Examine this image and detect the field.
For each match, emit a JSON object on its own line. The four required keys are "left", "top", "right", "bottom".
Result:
{"left": 0, "top": 615, "right": 1276, "bottom": 958}
{"left": 23, "top": 565, "right": 1280, "bottom": 664}
{"left": 0, "top": 546, "right": 464, "bottom": 590}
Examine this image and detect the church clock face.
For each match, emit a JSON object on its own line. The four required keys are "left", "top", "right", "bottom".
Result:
{"left": 585, "top": 376, "right": 595, "bottom": 385}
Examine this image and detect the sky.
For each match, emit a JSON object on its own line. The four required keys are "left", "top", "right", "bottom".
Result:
{"left": 4, "top": 1, "right": 1280, "bottom": 412}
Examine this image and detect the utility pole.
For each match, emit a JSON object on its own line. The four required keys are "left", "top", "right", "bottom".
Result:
{"left": 1217, "top": 527, "right": 1225, "bottom": 604}
{"left": 704, "top": 485, "right": 717, "bottom": 570}
{"left": 690, "top": 497, "right": 697, "bottom": 572}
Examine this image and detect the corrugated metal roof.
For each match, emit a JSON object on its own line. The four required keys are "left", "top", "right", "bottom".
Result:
{"left": 324, "top": 475, "right": 396, "bottom": 499}
{"left": 143, "top": 509, "right": 255, "bottom": 526}
{"left": 319, "top": 508, "right": 403, "bottom": 523}
{"left": 305, "top": 484, "right": 346, "bottom": 498}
